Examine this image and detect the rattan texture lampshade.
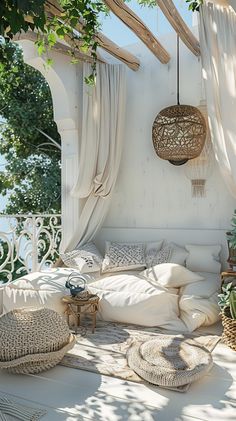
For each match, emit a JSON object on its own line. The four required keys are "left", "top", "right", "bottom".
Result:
{"left": 152, "top": 104, "right": 207, "bottom": 165}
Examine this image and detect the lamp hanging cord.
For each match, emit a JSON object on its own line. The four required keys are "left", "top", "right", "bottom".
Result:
{"left": 177, "top": 34, "right": 180, "bottom": 106}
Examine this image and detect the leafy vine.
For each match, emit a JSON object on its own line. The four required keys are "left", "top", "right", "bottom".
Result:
{"left": 0, "top": 0, "right": 203, "bottom": 84}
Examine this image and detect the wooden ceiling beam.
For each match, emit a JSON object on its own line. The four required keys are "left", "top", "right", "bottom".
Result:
{"left": 44, "top": 0, "right": 140, "bottom": 70}
{"left": 103, "top": 0, "right": 170, "bottom": 64}
{"left": 156, "top": 0, "right": 200, "bottom": 56}
{"left": 13, "top": 30, "right": 99, "bottom": 63}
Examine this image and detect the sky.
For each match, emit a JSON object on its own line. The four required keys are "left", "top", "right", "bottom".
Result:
{"left": 99, "top": 0, "right": 193, "bottom": 46}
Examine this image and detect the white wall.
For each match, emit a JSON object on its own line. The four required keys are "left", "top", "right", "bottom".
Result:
{"left": 100, "top": 32, "right": 235, "bottom": 247}
{"left": 19, "top": 32, "right": 236, "bottom": 262}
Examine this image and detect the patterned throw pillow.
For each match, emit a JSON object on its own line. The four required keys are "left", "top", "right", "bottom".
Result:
{"left": 102, "top": 242, "right": 146, "bottom": 273}
{"left": 146, "top": 245, "right": 172, "bottom": 269}
{"left": 60, "top": 242, "right": 103, "bottom": 273}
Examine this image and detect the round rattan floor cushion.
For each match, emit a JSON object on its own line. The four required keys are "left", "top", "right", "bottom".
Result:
{"left": 0, "top": 307, "right": 75, "bottom": 374}
{"left": 126, "top": 335, "right": 213, "bottom": 387}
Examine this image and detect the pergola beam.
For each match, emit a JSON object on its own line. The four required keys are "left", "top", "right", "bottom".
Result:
{"left": 45, "top": 0, "right": 140, "bottom": 70}
{"left": 13, "top": 30, "right": 100, "bottom": 63}
{"left": 156, "top": 0, "right": 200, "bottom": 56}
{"left": 103, "top": 0, "right": 170, "bottom": 64}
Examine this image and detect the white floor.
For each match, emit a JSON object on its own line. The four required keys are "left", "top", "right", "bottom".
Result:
{"left": 0, "top": 324, "right": 235, "bottom": 421}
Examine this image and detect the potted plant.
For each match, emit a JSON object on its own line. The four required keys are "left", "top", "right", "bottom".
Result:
{"left": 226, "top": 209, "right": 236, "bottom": 268}
{"left": 218, "top": 282, "right": 236, "bottom": 351}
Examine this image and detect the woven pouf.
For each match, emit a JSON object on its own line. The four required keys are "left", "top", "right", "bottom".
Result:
{"left": 0, "top": 307, "right": 75, "bottom": 374}
{"left": 127, "top": 335, "right": 213, "bottom": 387}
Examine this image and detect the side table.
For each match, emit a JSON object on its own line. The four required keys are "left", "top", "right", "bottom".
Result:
{"left": 62, "top": 294, "right": 99, "bottom": 334}
{"left": 221, "top": 270, "right": 236, "bottom": 290}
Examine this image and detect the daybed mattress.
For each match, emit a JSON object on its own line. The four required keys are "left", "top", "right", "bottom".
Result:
{"left": 1, "top": 268, "right": 221, "bottom": 333}
{"left": 89, "top": 271, "right": 221, "bottom": 332}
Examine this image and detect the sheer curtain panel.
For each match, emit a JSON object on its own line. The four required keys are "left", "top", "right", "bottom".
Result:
{"left": 199, "top": 2, "right": 236, "bottom": 197}
{"left": 65, "top": 63, "right": 126, "bottom": 251}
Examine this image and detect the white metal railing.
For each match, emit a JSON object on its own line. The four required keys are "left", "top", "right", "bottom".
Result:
{"left": 0, "top": 214, "right": 61, "bottom": 282}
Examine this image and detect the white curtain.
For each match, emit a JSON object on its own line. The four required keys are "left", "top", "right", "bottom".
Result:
{"left": 65, "top": 63, "right": 126, "bottom": 251}
{"left": 199, "top": 2, "right": 236, "bottom": 197}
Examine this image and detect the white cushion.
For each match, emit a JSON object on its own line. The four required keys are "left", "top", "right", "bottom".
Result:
{"left": 102, "top": 242, "right": 146, "bottom": 273}
{"left": 145, "top": 244, "right": 171, "bottom": 268}
{"left": 179, "top": 272, "right": 221, "bottom": 331}
{"left": 185, "top": 244, "right": 221, "bottom": 273}
{"left": 2, "top": 269, "right": 73, "bottom": 316}
{"left": 141, "top": 263, "right": 204, "bottom": 288}
{"left": 179, "top": 293, "right": 220, "bottom": 332}
{"left": 168, "top": 242, "right": 189, "bottom": 266}
{"left": 60, "top": 242, "right": 103, "bottom": 273}
{"left": 145, "top": 240, "right": 163, "bottom": 253}
{"left": 89, "top": 274, "right": 179, "bottom": 327}
{"left": 180, "top": 272, "right": 221, "bottom": 299}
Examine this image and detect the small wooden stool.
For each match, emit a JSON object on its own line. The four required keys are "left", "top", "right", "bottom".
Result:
{"left": 62, "top": 294, "right": 99, "bottom": 334}
{"left": 221, "top": 271, "right": 236, "bottom": 290}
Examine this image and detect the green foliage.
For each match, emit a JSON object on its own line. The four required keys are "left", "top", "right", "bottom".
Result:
{"left": 0, "top": 240, "right": 27, "bottom": 284}
{"left": 0, "top": 0, "right": 46, "bottom": 40}
{"left": 218, "top": 282, "right": 233, "bottom": 310}
{"left": 0, "top": 42, "right": 61, "bottom": 214}
{"left": 0, "top": 0, "right": 108, "bottom": 83}
{"left": 0, "top": 1, "right": 199, "bottom": 82}
{"left": 218, "top": 282, "right": 236, "bottom": 320}
{"left": 227, "top": 209, "right": 236, "bottom": 250}
{"left": 229, "top": 290, "right": 236, "bottom": 319}
{"left": 185, "top": 0, "right": 203, "bottom": 12}
{"left": 126, "top": 0, "right": 156, "bottom": 7}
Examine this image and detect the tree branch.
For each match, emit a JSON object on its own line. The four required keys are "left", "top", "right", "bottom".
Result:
{"left": 36, "top": 128, "right": 61, "bottom": 151}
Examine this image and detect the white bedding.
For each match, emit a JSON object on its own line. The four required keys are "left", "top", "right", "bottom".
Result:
{"left": 1, "top": 267, "right": 221, "bottom": 333}
{"left": 89, "top": 270, "right": 221, "bottom": 332}
{"left": 89, "top": 274, "right": 180, "bottom": 328}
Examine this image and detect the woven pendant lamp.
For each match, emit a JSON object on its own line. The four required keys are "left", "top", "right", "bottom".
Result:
{"left": 152, "top": 37, "right": 206, "bottom": 166}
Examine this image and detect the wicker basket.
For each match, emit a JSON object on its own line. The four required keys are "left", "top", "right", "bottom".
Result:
{"left": 221, "top": 308, "right": 236, "bottom": 351}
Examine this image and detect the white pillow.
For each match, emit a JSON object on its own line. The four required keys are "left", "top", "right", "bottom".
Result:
{"left": 145, "top": 240, "right": 163, "bottom": 253}
{"left": 141, "top": 263, "right": 204, "bottom": 288}
{"left": 102, "top": 242, "right": 145, "bottom": 273}
{"left": 180, "top": 272, "right": 221, "bottom": 299}
{"left": 89, "top": 274, "right": 179, "bottom": 327}
{"left": 167, "top": 242, "right": 189, "bottom": 266}
{"left": 60, "top": 242, "right": 103, "bottom": 273}
{"left": 179, "top": 293, "right": 220, "bottom": 332}
{"left": 2, "top": 268, "right": 73, "bottom": 316}
{"left": 185, "top": 244, "right": 221, "bottom": 274}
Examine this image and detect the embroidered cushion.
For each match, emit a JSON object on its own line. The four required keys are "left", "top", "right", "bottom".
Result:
{"left": 102, "top": 242, "right": 146, "bottom": 273}
{"left": 60, "top": 242, "right": 103, "bottom": 273}
{"left": 146, "top": 244, "right": 172, "bottom": 268}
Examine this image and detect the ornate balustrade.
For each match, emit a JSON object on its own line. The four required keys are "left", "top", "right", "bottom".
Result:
{"left": 0, "top": 214, "right": 61, "bottom": 283}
